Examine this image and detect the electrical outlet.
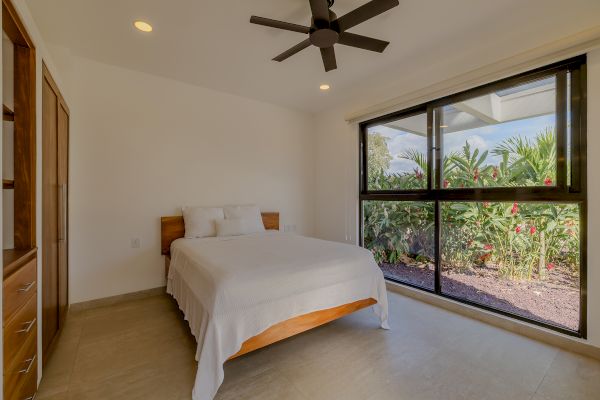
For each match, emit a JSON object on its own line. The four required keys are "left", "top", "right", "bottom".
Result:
{"left": 284, "top": 224, "right": 297, "bottom": 233}
{"left": 131, "top": 238, "right": 141, "bottom": 248}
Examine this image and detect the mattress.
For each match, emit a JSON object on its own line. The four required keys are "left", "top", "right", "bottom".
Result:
{"left": 166, "top": 231, "right": 389, "bottom": 400}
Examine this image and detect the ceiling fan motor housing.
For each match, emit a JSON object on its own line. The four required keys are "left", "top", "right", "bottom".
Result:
{"left": 309, "top": 29, "right": 339, "bottom": 48}
{"left": 310, "top": 10, "right": 339, "bottom": 48}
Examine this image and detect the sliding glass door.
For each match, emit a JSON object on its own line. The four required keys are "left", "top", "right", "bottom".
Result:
{"left": 359, "top": 56, "right": 587, "bottom": 337}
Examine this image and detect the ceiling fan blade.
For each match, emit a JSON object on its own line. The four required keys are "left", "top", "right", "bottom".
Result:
{"left": 309, "top": 0, "right": 330, "bottom": 22}
{"left": 338, "top": 32, "right": 389, "bottom": 53}
{"left": 333, "top": 0, "right": 399, "bottom": 32}
{"left": 273, "top": 39, "right": 312, "bottom": 62}
{"left": 320, "top": 47, "right": 337, "bottom": 72}
{"left": 250, "top": 16, "right": 311, "bottom": 34}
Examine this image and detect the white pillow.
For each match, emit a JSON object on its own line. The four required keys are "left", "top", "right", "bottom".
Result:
{"left": 182, "top": 206, "right": 224, "bottom": 238}
{"left": 223, "top": 205, "right": 265, "bottom": 232}
{"left": 216, "top": 218, "right": 263, "bottom": 237}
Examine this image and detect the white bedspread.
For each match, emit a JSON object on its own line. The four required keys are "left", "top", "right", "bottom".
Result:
{"left": 166, "top": 231, "right": 389, "bottom": 400}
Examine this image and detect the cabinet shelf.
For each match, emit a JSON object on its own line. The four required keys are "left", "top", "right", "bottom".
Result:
{"left": 3, "top": 179, "right": 14, "bottom": 189}
{"left": 3, "top": 248, "right": 36, "bottom": 278}
{"left": 3, "top": 104, "right": 14, "bottom": 121}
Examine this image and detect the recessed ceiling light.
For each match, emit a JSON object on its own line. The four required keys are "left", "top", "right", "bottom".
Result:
{"left": 134, "top": 20, "right": 153, "bottom": 32}
{"left": 320, "top": 84, "right": 330, "bottom": 91}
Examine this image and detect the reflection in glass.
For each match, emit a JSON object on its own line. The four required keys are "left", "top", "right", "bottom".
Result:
{"left": 367, "top": 113, "right": 428, "bottom": 190}
{"left": 440, "top": 76, "right": 557, "bottom": 188}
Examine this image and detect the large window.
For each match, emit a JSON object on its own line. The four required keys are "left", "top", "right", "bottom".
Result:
{"left": 360, "top": 56, "right": 587, "bottom": 337}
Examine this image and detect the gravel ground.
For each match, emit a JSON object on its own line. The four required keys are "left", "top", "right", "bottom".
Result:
{"left": 380, "top": 262, "right": 579, "bottom": 331}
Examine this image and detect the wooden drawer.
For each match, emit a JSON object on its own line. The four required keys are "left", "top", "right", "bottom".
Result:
{"left": 9, "top": 366, "right": 37, "bottom": 400}
{"left": 4, "top": 294, "right": 37, "bottom": 372}
{"left": 4, "top": 329, "right": 37, "bottom": 400}
{"left": 3, "top": 258, "right": 37, "bottom": 324}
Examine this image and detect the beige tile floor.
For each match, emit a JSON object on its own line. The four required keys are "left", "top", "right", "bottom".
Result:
{"left": 36, "top": 291, "right": 600, "bottom": 400}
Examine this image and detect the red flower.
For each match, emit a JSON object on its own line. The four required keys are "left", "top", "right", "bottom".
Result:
{"left": 530, "top": 226, "right": 537, "bottom": 235}
{"left": 511, "top": 202, "right": 519, "bottom": 215}
{"left": 479, "top": 253, "right": 492, "bottom": 262}
{"left": 483, "top": 244, "right": 493, "bottom": 251}
{"left": 483, "top": 202, "right": 491, "bottom": 208}
{"left": 443, "top": 179, "right": 449, "bottom": 188}
{"left": 492, "top": 167, "right": 498, "bottom": 180}
{"left": 515, "top": 226, "right": 522, "bottom": 234}
{"left": 546, "top": 263, "right": 556, "bottom": 270}
{"left": 544, "top": 177, "right": 553, "bottom": 186}
{"left": 415, "top": 169, "right": 424, "bottom": 181}
{"left": 473, "top": 168, "right": 480, "bottom": 183}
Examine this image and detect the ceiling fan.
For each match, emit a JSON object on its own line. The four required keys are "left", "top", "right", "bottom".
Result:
{"left": 250, "top": 0, "right": 399, "bottom": 72}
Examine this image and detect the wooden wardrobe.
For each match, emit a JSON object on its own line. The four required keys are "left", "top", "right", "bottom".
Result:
{"left": 3, "top": 1, "right": 38, "bottom": 399}
{"left": 41, "top": 63, "right": 69, "bottom": 364}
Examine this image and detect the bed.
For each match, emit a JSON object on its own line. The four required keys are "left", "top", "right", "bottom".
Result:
{"left": 160, "top": 212, "right": 389, "bottom": 400}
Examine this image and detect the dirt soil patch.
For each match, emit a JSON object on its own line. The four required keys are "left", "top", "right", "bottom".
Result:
{"left": 380, "top": 262, "right": 579, "bottom": 331}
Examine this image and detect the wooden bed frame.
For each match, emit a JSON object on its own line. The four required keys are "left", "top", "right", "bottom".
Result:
{"left": 160, "top": 212, "right": 377, "bottom": 360}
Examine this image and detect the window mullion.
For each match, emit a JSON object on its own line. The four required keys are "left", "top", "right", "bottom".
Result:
{"left": 434, "top": 107, "right": 443, "bottom": 190}
{"left": 556, "top": 70, "right": 568, "bottom": 190}
{"left": 433, "top": 106, "right": 443, "bottom": 294}
{"left": 359, "top": 124, "right": 367, "bottom": 194}
{"left": 569, "top": 67, "right": 582, "bottom": 193}
{"left": 427, "top": 107, "right": 434, "bottom": 191}
{"left": 434, "top": 200, "right": 441, "bottom": 294}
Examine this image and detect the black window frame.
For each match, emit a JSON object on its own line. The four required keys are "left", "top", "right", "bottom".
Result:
{"left": 359, "top": 55, "right": 587, "bottom": 338}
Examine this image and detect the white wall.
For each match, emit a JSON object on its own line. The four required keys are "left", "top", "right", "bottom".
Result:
{"left": 314, "top": 48, "right": 600, "bottom": 349}
{"left": 314, "top": 108, "right": 359, "bottom": 245}
{"left": 585, "top": 49, "right": 600, "bottom": 349}
{"left": 66, "top": 55, "right": 316, "bottom": 303}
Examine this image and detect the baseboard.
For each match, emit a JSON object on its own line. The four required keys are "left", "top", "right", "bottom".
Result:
{"left": 386, "top": 281, "right": 600, "bottom": 361}
{"left": 69, "top": 286, "right": 167, "bottom": 312}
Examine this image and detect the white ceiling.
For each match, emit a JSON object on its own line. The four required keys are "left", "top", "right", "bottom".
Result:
{"left": 24, "top": 0, "right": 600, "bottom": 113}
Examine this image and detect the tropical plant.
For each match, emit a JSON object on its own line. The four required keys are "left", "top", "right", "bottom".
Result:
{"left": 492, "top": 128, "right": 556, "bottom": 186}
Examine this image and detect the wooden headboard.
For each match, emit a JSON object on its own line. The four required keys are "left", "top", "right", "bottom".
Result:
{"left": 160, "top": 212, "right": 279, "bottom": 256}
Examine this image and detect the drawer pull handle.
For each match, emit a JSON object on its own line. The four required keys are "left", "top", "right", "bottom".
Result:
{"left": 19, "top": 355, "right": 36, "bottom": 374}
{"left": 16, "top": 318, "right": 36, "bottom": 334}
{"left": 18, "top": 281, "right": 35, "bottom": 293}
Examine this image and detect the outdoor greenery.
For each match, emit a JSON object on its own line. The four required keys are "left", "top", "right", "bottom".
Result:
{"left": 363, "top": 128, "right": 580, "bottom": 281}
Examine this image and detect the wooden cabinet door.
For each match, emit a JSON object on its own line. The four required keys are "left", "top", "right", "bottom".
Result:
{"left": 42, "top": 74, "right": 59, "bottom": 362}
{"left": 57, "top": 102, "right": 69, "bottom": 325}
{"left": 42, "top": 65, "right": 69, "bottom": 365}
